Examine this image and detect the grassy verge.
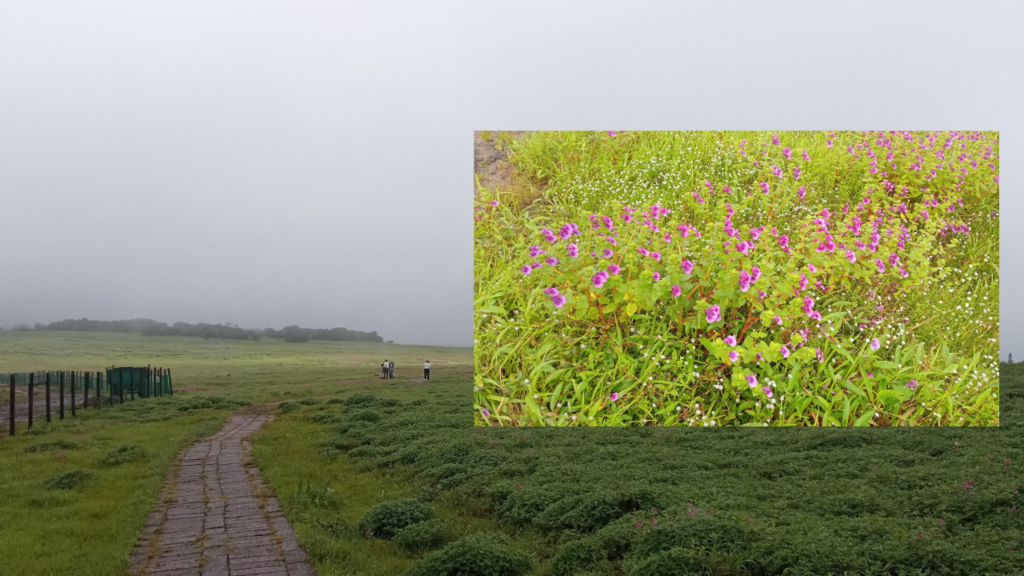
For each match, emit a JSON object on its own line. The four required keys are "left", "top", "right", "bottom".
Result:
{"left": 0, "top": 397, "right": 232, "bottom": 576}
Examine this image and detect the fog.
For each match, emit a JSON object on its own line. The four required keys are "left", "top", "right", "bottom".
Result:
{"left": 0, "top": 1, "right": 1020, "bottom": 351}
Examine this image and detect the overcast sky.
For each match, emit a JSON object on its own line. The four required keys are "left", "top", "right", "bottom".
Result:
{"left": 0, "top": 1, "right": 1020, "bottom": 351}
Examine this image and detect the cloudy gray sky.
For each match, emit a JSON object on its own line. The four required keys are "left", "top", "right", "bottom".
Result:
{"left": 0, "top": 1, "right": 1020, "bottom": 351}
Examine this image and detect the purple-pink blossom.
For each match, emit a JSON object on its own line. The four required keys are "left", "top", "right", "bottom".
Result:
{"left": 905, "top": 380, "right": 919, "bottom": 389}
{"left": 521, "top": 266, "right": 532, "bottom": 275}
{"left": 724, "top": 335, "right": 737, "bottom": 346}
{"left": 671, "top": 285, "right": 682, "bottom": 298}
{"left": 729, "top": 350, "right": 739, "bottom": 362}
{"left": 746, "top": 374, "right": 758, "bottom": 387}
{"left": 544, "top": 287, "right": 560, "bottom": 296}
{"left": 567, "top": 243, "right": 579, "bottom": 258}
{"left": 681, "top": 259, "right": 694, "bottom": 274}
{"left": 738, "top": 270, "right": 752, "bottom": 293}
{"left": 705, "top": 305, "right": 721, "bottom": 323}
{"left": 608, "top": 264, "right": 621, "bottom": 275}
{"left": 603, "top": 248, "right": 614, "bottom": 258}
{"left": 780, "top": 345, "right": 790, "bottom": 358}
{"left": 610, "top": 392, "right": 620, "bottom": 401}
{"left": 870, "top": 338, "right": 880, "bottom": 351}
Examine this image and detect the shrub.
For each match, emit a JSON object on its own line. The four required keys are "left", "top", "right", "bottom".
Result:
{"left": 406, "top": 533, "right": 531, "bottom": 576}
{"left": 358, "top": 499, "right": 432, "bottom": 539}
{"left": 348, "top": 409, "right": 382, "bottom": 422}
{"left": 44, "top": 469, "right": 92, "bottom": 490}
{"left": 100, "top": 445, "right": 146, "bottom": 466}
{"left": 177, "top": 396, "right": 248, "bottom": 412}
{"left": 24, "top": 440, "right": 80, "bottom": 453}
{"left": 309, "top": 413, "right": 345, "bottom": 425}
{"left": 394, "top": 519, "right": 450, "bottom": 553}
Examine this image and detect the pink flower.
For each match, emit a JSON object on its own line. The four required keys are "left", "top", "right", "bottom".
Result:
{"left": 491, "top": 200, "right": 499, "bottom": 206}
{"left": 652, "top": 272, "right": 661, "bottom": 282}
{"left": 875, "top": 259, "right": 885, "bottom": 273}
{"left": 610, "top": 392, "right": 620, "bottom": 401}
{"left": 772, "top": 133, "right": 780, "bottom": 146}
{"left": 905, "top": 380, "right": 919, "bottom": 389}
{"left": 602, "top": 248, "right": 614, "bottom": 258}
{"left": 783, "top": 147, "right": 792, "bottom": 159}
{"left": 638, "top": 247, "right": 650, "bottom": 257}
{"left": 651, "top": 251, "right": 662, "bottom": 261}
{"left": 521, "top": 266, "right": 532, "bottom": 275}
{"left": 705, "top": 305, "right": 721, "bottom": 323}
{"left": 546, "top": 257, "right": 559, "bottom": 266}
{"left": 751, "top": 265, "right": 761, "bottom": 282}
{"left": 738, "top": 270, "right": 752, "bottom": 292}
{"left": 746, "top": 374, "right": 758, "bottom": 387}
{"left": 567, "top": 243, "right": 579, "bottom": 258}
{"left": 845, "top": 250, "right": 856, "bottom": 263}
{"left": 870, "top": 338, "right": 880, "bottom": 351}
{"left": 671, "top": 284, "right": 682, "bottom": 298}
{"left": 729, "top": 351, "right": 739, "bottom": 362}
{"left": 681, "top": 260, "right": 694, "bottom": 274}
{"left": 592, "top": 274, "right": 607, "bottom": 288}
{"left": 544, "top": 287, "right": 560, "bottom": 296}
{"left": 608, "top": 264, "right": 621, "bottom": 275}
{"left": 724, "top": 335, "right": 737, "bottom": 346}
{"left": 737, "top": 241, "right": 751, "bottom": 256}
{"left": 780, "top": 345, "right": 790, "bottom": 358}
{"left": 778, "top": 235, "right": 789, "bottom": 249}
{"left": 762, "top": 386, "right": 773, "bottom": 399}
{"left": 482, "top": 408, "right": 490, "bottom": 416}
{"left": 551, "top": 295, "right": 566, "bottom": 308}
{"left": 774, "top": 315, "right": 783, "bottom": 326}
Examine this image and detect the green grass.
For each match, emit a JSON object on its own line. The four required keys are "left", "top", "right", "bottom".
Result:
{"left": 0, "top": 331, "right": 473, "bottom": 576}
{"left": 474, "top": 130, "right": 999, "bottom": 426}
{"left": 0, "top": 399, "right": 227, "bottom": 576}
{"left": 253, "top": 366, "right": 1023, "bottom": 576}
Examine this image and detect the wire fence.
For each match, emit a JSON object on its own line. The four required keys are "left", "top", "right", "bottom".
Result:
{"left": 1, "top": 366, "right": 173, "bottom": 437}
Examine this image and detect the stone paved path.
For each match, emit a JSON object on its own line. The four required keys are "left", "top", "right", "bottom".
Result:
{"left": 130, "top": 413, "right": 316, "bottom": 576}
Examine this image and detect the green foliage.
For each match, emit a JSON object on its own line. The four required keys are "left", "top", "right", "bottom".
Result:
{"left": 176, "top": 396, "right": 249, "bottom": 412}
{"left": 358, "top": 499, "right": 432, "bottom": 539}
{"left": 99, "top": 445, "right": 146, "bottom": 466}
{"left": 305, "top": 372, "right": 1024, "bottom": 575}
{"left": 44, "top": 470, "right": 92, "bottom": 490}
{"left": 406, "top": 533, "right": 532, "bottom": 576}
{"left": 24, "top": 440, "right": 80, "bottom": 453}
{"left": 476, "top": 130, "right": 999, "bottom": 426}
{"left": 394, "top": 519, "right": 451, "bottom": 553}
{"left": 293, "top": 479, "right": 338, "bottom": 511}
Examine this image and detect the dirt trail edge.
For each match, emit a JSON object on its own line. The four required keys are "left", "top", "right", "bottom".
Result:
{"left": 130, "top": 413, "right": 317, "bottom": 576}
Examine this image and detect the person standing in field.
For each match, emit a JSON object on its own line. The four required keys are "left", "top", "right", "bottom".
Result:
{"left": 388, "top": 359, "right": 395, "bottom": 379}
{"left": 379, "top": 362, "right": 386, "bottom": 379}
{"left": 423, "top": 360, "right": 431, "bottom": 381}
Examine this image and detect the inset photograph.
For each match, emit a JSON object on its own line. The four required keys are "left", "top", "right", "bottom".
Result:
{"left": 474, "top": 131, "right": 999, "bottom": 426}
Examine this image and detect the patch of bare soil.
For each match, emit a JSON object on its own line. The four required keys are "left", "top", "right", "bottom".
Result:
{"left": 474, "top": 131, "right": 527, "bottom": 197}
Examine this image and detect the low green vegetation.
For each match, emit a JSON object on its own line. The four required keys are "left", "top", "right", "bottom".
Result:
{"left": 255, "top": 365, "right": 1022, "bottom": 576}
{"left": 0, "top": 397, "right": 228, "bottom": 576}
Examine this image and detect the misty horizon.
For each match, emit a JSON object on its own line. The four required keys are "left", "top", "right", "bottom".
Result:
{"left": 1, "top": 1, "right": 1021, "bottom": 355}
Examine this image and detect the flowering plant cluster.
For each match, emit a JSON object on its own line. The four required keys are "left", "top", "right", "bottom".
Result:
{"left": 475, "top": 131, "right": 999, "bottom": 427}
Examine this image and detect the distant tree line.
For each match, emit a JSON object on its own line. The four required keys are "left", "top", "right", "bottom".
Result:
{"left": 2, "top": 318, "right": 384, "bottom": 343}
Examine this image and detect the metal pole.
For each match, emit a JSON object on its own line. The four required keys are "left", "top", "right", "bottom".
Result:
{"left": 28, "top": 373, "right": 34, "bottom": 428}
{"left": 46, "top": 372, "right": 51, "bottom": 422}
{"left": 71, "top": 371, "right": 76, "bottom": 417}
{"left": 59, "top": 371, "right": 65, "bottom": 420}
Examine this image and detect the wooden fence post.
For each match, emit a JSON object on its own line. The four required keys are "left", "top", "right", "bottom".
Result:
{"left": 8, "top": 374, "right": 14, "bottom": 437}
{"left": 168, "top": 368, "right": 174, "bottom": 395}
{"left": 28, "top": 373, "right": 34, "bottom": 428}
{"left": 59, "top": 371, "right": 65, "bottom": 420}
{"left": 129, "top": 368, "right": 135, "bottom": 401}
{"left": 71, "top": 372, "right": 76, "bottom": 417}
{"left": 46, "top": 372, "right": 51, "bottom": 422}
